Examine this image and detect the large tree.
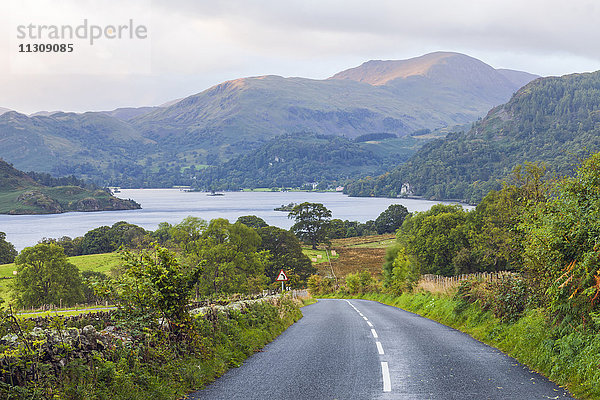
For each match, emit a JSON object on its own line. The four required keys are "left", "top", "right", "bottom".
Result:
{"left": 399, "top": 204, "right": 470, "bottom": 276}
{"left": 374, "top": 204, "right": 409, "bottom": 234}
{"left": 190, "top": 219, "right": 268, "bottom": 296}
{"left": 288, "top": 202, "right": 332, "bottom": 249}
{"left": 237, "top": 215, "right": 268, "bottom": 229}
{"left": 257, "top": 226, "right": 315, "bottom": 285}
{"left": 0, "top": 232, "right": 17, "bottom": 264}
{"left": 12, "top": 243, "right": 83, "bottom": 308}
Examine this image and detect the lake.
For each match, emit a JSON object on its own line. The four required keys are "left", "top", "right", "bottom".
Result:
{"left": 0, "top": 189, "right": 473, "bottom": 250}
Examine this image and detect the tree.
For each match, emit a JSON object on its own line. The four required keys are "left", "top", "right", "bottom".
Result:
{"left": 189, "top": 219, "right": 268, "bottom": 296}
{"left": 12, "top": 243, "right": 83, "bottom": 308}
{"left": 374, "top": 204, "right": 409, "bottom": 234}
{"left": 0, "top": 232, "right": 17, "bottom": 264}
{"left": 78, "top": 222, "right": 149, "bottom": 255}
{"left": 522, "top": 153, "right": 600, "bottom": 329}
{"left": 237, "top": 215, "right": 268, "bottom": 229}
{"left": 169, "top": 216, "right": 208, "bottom": 252}
{"left": 327, "top": 219, "right": 347, "bottom": 239}
{"left": 398, "top": 204, "right": 469, "bottom": 276}
{"left": 288, "top": 202, "right": 332, "bottom": 249}
{"left": 114, "top": 247, "right": 199, "bottom": 336}
{"left": 257, "top": 226, "right": 315, "bottom": 286}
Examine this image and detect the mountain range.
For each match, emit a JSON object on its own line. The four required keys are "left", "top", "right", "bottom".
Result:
{"left": 0, "top": 52, "right": 538, "bottom": 186}
{"left": 344, "top": 70, "right": 600, "bottom": 203}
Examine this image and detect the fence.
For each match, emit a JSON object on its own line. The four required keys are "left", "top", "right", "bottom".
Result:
{"left": 417, "top": 271, "right": 515, "bottom": 293}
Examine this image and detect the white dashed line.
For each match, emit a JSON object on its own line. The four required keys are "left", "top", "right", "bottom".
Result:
{"left": 381, "top": 362, "right": 391, "bottom": 392}
{"left": 346, "top": 300, "right": 392, "bottom": 393}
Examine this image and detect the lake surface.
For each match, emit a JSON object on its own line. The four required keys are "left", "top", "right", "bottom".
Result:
{"left": 0, "top": 189, "right": 472, "bottom": 250}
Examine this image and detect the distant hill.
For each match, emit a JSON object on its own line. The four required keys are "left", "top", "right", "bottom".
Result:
{"left": 190, "top": 132, "right": 439, "bottom": 190}
{"left": 0, "top": 107, "right": 12, "bottom": 115}
{"left": 99, "top": 106, "right": 161, "bottom": 121}
{"left": 345, "top": 71, "right": 600, "bottom": 203}
{"left": 0, "top": 52, "right": 538, "bottom": 187}
{"left": 0, "top": 159, "right": 140, "bottom": 214}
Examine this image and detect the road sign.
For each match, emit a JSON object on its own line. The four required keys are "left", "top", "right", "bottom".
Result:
{"left": 276, "top": 269, "right": 288, "bottom": 281}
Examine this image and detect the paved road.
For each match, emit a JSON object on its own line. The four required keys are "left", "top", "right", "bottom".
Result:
{"left": 189, "top": 299, "right": 573, "bottom": 400}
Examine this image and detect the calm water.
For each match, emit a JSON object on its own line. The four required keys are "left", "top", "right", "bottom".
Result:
{"left": 0, "top": 189, "right": 472, "bottom": 250}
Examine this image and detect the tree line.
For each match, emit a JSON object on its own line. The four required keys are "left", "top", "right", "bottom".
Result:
{"left": 0, "top": 202, "right": 410, "bottom": 309}
{"left": 382, "top": 153, "right": 600, "bottom": 330}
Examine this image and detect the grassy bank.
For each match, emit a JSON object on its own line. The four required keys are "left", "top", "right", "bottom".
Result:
{"left": 336, "top": 292, "right": 600, "bottom": 399}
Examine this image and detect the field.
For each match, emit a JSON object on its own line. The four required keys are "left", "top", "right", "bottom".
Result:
{"left": 302, "top": 248, "right": 339, "bottom": 264}
{"left": 331, "top": 234, "right": 395, "bottom": 248}
{"left": 307, "top": 234, "right": 396, "bottom": 279}
{"left": 0, "top": 252, "right": 122, "bottom": 304}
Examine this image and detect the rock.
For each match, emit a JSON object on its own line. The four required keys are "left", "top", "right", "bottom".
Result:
{"left": 82, "top": 325, "right": 96, "bottom": 336}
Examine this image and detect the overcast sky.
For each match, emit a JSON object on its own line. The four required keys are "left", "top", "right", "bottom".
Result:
{"left": 2, "top": 0, "right": 600, "bottom": 114}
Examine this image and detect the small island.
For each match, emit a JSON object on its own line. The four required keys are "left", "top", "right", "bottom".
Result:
{"left": 274, "top": 202, "right": 296, "bottom": 212}
{"left": 0, "top": 159, "right": 141, "bottom": 215}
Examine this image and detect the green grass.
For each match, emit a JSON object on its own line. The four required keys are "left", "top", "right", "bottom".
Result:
{"left": 302, "top": 248, "right": 339, "bottom": 264}
{"left": 16, "top": 306, "right": 115, "bottom": 319}
{"left": 68, "top": 252, "right": 122, "bottom": 274}
{"left": 0, "top": 252, "right": 122, "bottom": 304}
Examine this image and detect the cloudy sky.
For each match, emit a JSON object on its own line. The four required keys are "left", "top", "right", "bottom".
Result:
{"left": 1, "top": 0, "right": 600, "bottom": 114}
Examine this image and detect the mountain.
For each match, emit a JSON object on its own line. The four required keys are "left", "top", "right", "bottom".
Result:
{"left": 133, "top": 52, "right": 537, "bottom": 152}
{"left": 0, "top": 158, "right": 140, "bottom": 214}
{"left": 0, "top": 111, "right": 153, "bottom": 173}
{"left": 0, "top": 107, "right": 12, "bottom": 115}
{"left": 0, "top": 52, "right": 538, "bottom": 187}
{"left": 100, "top": 106, "right": 161, "bottom": 121}
{"left": 344, "top": 71, "right": 600, "bottom": 203}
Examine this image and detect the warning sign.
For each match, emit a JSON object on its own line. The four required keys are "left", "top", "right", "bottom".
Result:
{"left": 276, "top": 269, "right": 288, "bottom": 281}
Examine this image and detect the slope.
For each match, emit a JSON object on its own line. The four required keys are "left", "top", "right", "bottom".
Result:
{"left": 0, "top": 159, "right": 140, "bottom": 214}
{"left": 345, "top": 71, "right": 600, "bottom": 203}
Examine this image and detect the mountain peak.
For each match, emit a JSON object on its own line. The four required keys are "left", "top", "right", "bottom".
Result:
{"left": 328, "top": 52, "right": 474, "bottom": 85}
{"left": 328, "top": 52, "right": 538, "bottom": 87}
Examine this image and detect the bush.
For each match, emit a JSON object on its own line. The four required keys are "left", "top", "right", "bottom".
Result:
{"left": 345, "top": 272, "right": 378, "bottom": 295}
{"left": 307, "top": 275, "right": 335, "bottom": 296}
{"left": 454, "top": 275, "right": 529, "bottom": 322}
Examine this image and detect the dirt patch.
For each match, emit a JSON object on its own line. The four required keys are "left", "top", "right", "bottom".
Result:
{"left": 315, "top": 247, "right": 386, "bottom": 279}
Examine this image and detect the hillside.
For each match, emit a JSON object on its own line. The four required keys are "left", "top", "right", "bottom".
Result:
{"left": 190, "top": 131, "right": 453, "bottom": 190}
{"left": 345, "top": 71, "right": 600, "bottom": 203}
{"left": 0, "top": 159, "right": 140, "bottom": 214}
{"left": 0, "top": 52, "right": 537, "bottom": 187}
{"left": 134, "top": 52, "right": 536, "bottom": 157}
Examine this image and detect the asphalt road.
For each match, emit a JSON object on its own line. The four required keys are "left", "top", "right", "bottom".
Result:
{"left": 189, "top": 299, "right": 573, "bottom": 400}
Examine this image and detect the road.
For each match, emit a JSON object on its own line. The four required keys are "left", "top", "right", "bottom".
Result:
{"left": 189, "top": 299, "right": 573, "bottom": 400}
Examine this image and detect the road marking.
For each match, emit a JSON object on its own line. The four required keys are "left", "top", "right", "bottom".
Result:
{"left": 367, "top": 321, "right": 373, "bottom": 327}
{"left": 371, "top": 328, "right": 378, "bottom": 338}
{"left": 376, "top": 341, "right": 384, "bottom": 355}
{"left": 363, "top": 316, "right": 368, "bottom": 321}
{"left": 381, "top": 362, "right": 391, "bottom": 392}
